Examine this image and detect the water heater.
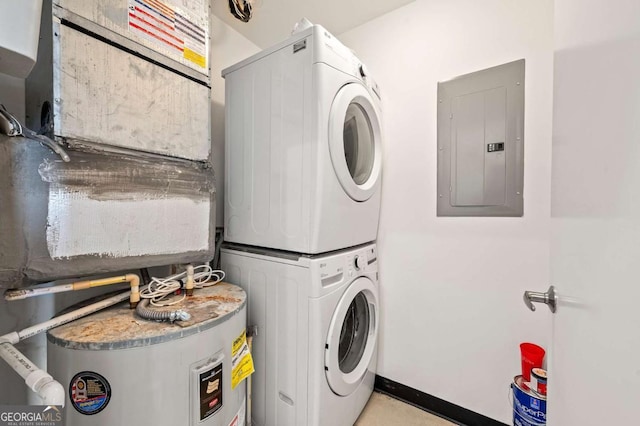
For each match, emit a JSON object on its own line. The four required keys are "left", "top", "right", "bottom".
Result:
{"left": 47, "top": 284, "right": 248, "bottom": 426}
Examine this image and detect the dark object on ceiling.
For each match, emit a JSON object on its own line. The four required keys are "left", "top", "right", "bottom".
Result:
{"left": 229, "top": 0, "right": 253, "bottom": 22}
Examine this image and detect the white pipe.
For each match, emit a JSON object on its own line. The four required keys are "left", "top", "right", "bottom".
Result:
{"left": 0, "top": 288, "right": 138, "bottom": 406}
{"left": 5, "top": 274, "right": 141, "bottom": 308}
{"left": 0, "top": 289, "right": 132, "bottom": 344}
{"left": 247, "top": 335, "right": 253, "bottom": 426}
{"left": 0, "top": 342, "right": 65, "bottom": 406}
{"left": 5, "top": 284, "right": 74, "bottom": 301}
{"left": 246, "top": 325, "right": 257, "bottom": 426}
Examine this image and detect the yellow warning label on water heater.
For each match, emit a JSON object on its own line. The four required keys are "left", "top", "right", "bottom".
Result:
{"left": 231, "top": 329, "right": 254, "bottom": 389}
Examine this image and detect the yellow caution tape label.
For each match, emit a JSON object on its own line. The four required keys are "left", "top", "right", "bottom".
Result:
{"left": 231, "top": 329, "right": 254, "bottom": 389}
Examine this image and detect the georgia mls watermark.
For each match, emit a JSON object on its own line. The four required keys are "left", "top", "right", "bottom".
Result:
{"left": 0, "top": 406, "right": 64, "bottom": 426}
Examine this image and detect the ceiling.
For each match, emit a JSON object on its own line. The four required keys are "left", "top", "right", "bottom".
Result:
{"left": 212, "top": 0, "right": 415, "bottom": 49}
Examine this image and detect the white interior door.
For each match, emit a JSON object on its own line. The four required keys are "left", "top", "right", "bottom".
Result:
{"left": 545, "top": 1, "right": 640, "bottom": 424}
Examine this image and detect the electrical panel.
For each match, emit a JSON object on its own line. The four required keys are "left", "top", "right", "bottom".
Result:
{"left": 437, "top": 59, "right": 525, "bottom": 217}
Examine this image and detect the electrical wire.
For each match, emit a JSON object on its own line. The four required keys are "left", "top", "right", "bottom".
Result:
{"left": 228, "top": 0, "right": 252, "bottom": 22}
{"left": 139, "top": 264, "right": 225, "bottom": 307}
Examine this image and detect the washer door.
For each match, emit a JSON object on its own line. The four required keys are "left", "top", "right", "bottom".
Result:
{"left": 325, "top": 276, "right": 379, "bottom": 396}
{"left": 329, "top": 83, "right": 382, "bottom": 202}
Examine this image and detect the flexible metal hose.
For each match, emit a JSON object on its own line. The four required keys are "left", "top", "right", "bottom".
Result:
{"left": 135, "top": 299, "right": 190, "bottom": 322}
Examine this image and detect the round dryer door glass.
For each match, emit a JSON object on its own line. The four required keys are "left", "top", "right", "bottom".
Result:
{"left": 325, "top": 276, "right": 379, "bottom": 397}
{"left": 343, "top": 104, "right": 375, "bottom": 186}
{"left": 329, "top": 83, "right": 382, "bottom": 202}
{"left": 338, "top": 291, "right": 370, "bottom": 373}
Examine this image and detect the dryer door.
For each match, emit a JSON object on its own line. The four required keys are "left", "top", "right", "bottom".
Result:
{"left": 325, "top": 276, "right": 379, "bottom": 396}
{"left": 329, "top": 83, "right": 382, "bottom": 202}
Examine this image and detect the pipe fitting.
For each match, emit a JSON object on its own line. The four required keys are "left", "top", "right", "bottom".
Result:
{"left": 135, "top": 299, "right": 190, "bottom": 322}
{"left": 171, "top": 310, "right": 191, "bottom": 322}
{"left": 71, "top": 274, "right": 140, "bottom": 309}
{"left": 6, "top": 274, "right": 141, "bottom": 309}
{"left": 25, "top": 370, "right": 65, "bottom": 406}
{"left": 38, "top": 378, "right": 66, "bottom": 406}
{"left": 0, "top": 342, "right": 65, "bottom": 407}
{"left": 0, "top": 332, "right": 20, "bottom": 345}
{"left": 185, "top": 264, "right": 195, "bottom": 297}
{"left": 127, "top": 274, "right": 141, "bottom": 308}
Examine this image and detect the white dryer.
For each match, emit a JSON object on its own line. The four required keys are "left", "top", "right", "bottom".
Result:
{"left": 222, "top": 25, "right": 383, "bottom": 254}
{"left": 221, "top": 243, "right": 379, "bottom": 426}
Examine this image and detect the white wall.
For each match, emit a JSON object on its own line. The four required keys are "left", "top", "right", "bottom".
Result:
{"left": 0, "top": 73, "right": 25, "bottom": 121}
{"left": 210, "top": 15, "right": 260, "bottom": 227}
{"left": 339, "top": 0, "right": 554, "bottom": 422}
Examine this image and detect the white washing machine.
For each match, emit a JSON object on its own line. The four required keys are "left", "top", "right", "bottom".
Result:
{"left": 222, "top": 25, "right": 383, "bottom": 254}
{"left": 221, "top": 243, "right": 379, "bottom": 426}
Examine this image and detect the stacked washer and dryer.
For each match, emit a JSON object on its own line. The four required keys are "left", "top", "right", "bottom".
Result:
{"left": 220, "top": 24, "right": 383, "bottom": 426}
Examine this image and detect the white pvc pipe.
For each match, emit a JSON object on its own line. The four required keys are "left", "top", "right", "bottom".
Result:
{"left": 0, "top": 342, "right": 65, "bottom": 406}
{"left": 0, "top": 288, "right": 138, "bottom": 406}
{"left": 5, "top": 284, "right": 74, "bottom": 301}
{"left": 0, "top": 342, "right": 32, "bottom": 378}
{"left": 5, "top": 274, "right": 141, "bottom": 307}
{"left": 0, "top": 290, "right": 132, "bottom": 344}
{"left": 247, "top": 335, "right": 253, "bottom": 426}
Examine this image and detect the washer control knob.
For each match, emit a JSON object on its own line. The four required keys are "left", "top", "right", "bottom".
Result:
{"left": 354, "top": 255, "right": 367, "bottom": 270}
{"left": 358, "top": 63, "right": 367, "bottom": 78}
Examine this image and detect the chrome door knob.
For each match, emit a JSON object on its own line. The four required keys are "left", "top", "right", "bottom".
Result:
{"left": 523, "top": 285, "right": 557, "bottom": 313}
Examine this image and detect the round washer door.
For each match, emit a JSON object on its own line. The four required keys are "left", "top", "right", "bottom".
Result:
{"left": 325, "top": 276, "right": 379, "bottom": 396}
{"left": 329, "top": 83, "right": 382, "bottom": 202}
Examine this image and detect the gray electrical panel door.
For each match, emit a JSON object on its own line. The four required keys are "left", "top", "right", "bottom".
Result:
{"left": 437, "top": 59, "right": 524, "bottom": 216}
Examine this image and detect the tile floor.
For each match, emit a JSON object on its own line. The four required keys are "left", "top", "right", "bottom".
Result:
{"left": 355, "top": 392, "right": 457, "bottom": 426}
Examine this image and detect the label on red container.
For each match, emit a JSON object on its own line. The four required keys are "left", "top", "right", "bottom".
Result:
{"left": 69, "top": 371, "right": 111, "bottom": 415}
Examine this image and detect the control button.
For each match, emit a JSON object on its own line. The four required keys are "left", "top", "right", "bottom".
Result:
{"left": 358, "top": 64, "right": 367, "bottom": 78}
{"left": 354, "top": 255, "right": 367, "bottom": 270}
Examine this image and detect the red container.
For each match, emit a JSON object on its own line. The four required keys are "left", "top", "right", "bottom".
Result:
{"left": 520, "top": 343, "right": 545, "bottom": 381}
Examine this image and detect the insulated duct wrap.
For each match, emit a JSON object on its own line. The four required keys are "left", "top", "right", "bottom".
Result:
{"left": 0, "top": 135, "right": 215, "bottom": 288}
